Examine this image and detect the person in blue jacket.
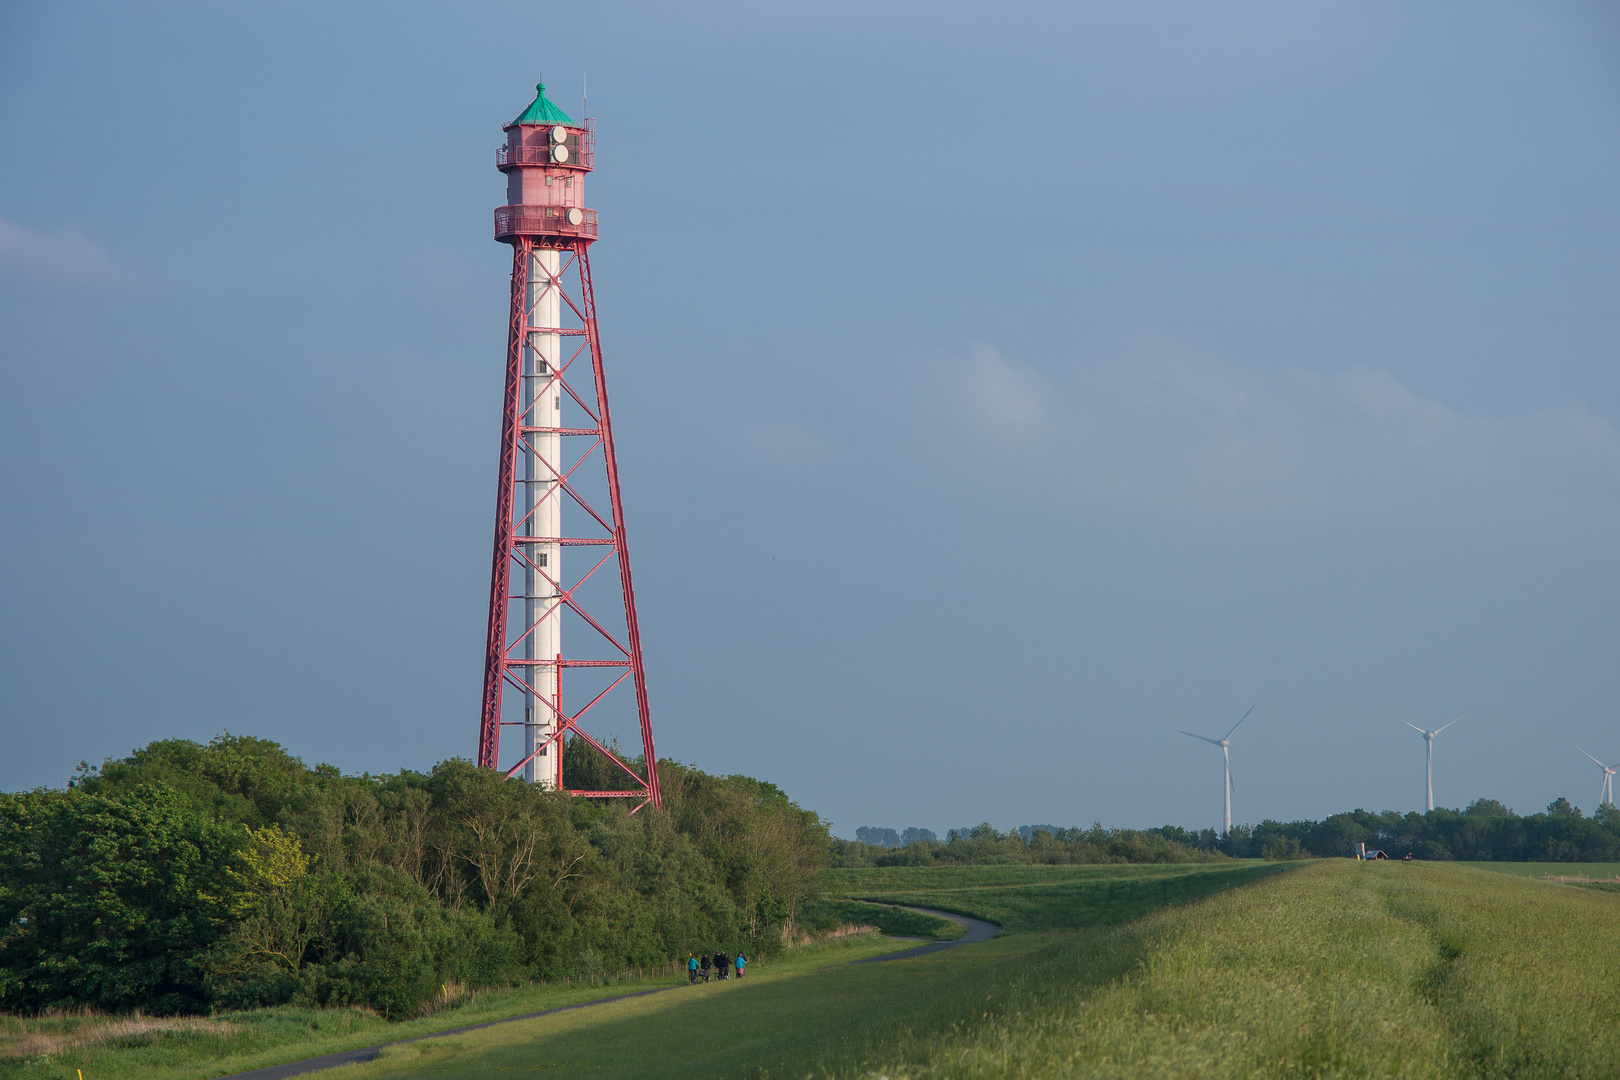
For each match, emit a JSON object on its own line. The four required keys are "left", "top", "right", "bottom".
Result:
{"left": 687, "top": 953, "right": 698, "bottom": 984}
{"left": 734, "top": 952, "right": 747, "bottom": 978}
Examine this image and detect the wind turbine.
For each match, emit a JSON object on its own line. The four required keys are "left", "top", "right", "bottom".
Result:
{"left": 1393, "top": 713, "right": 1464, "bottom": 812}
{"left": 1567, "top": 739, "right": 1617, "bottom": 809}
{"left": 1182, "top": 706, "right": 1254, "bottom": 835}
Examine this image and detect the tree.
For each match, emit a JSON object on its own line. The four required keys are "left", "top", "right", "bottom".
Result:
{"left": 0, "top": 785, "right": 246, "bottom": 1013}
{"left": 1547, "top": 797, "right": 1582, "bottom": 818}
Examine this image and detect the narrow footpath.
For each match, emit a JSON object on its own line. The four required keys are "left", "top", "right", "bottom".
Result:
{"left": 853, "top": 905, "right": 999, "bottom": 962}
{"left": 221, "top": 905, "right": 1000, "bottom": 1080}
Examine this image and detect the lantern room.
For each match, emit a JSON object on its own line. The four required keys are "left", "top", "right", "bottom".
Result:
{"left": 495, "top": 82, "right": 596, "bottom": 241}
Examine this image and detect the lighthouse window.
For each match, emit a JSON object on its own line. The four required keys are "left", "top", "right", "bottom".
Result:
{"left": 555, "top": 396, "right": 560, "bottom": 409}
{"left": 538, "top": 553, "right": 548, "bottom": 567}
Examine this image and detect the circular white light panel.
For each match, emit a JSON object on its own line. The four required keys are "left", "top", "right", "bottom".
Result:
{"left": 551, "top": 125, "right": 569, "bottom": 143}
{"left": 551, "top": 144, "right": 570, "bottom": 163}
{"left": 567, "top": 207, "right": 584, "bottom": 226}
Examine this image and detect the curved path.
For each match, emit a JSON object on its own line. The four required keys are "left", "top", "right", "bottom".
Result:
{"left": 856, "top": 905, "right": 1001, "bottom": 962}
{"left": 222, "top": 904, "right": 997, "bottom": 1079}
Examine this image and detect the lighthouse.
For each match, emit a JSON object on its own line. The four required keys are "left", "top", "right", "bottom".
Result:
{"left": 479, "top": 81, "right": 661, "bottom": 808}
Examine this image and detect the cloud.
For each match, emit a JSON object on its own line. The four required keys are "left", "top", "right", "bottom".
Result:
{"left": 735, "top": 418, "right": 845, "bottom": 470}
{"left": 0, "top": 215, "right": 117, "bottom": 283}
{"left": 945, "top": 343, "right": 1053, "bottom": 449}
{"left": 925, "top": 334, "right": 1620, "bottom": 528}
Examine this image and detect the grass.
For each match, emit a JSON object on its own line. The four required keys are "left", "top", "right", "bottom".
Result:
{"left": 354, "top": 926, "right": 1072, "bottom": 1080}
{"left": 825, "top": 860, "right": 1295, "bottom": 931}
{"left": 0, "top": 1012, "right": 241, "bottom": 1060}
{"left": 799, "top": 898, "right": 966, "bottom": 940}
{"left": 0, "top": 933, "right": 906, "bottom": 1080}
{"left": 836, "top": 860, "right": 1620, "bottom": 1080}
{"left": 21, "top": 860, "right": 1618, "bottom": 1079}
{"left": 294, "top": 861, "right": 1620, "bottom": 1079}
{"left": 1459, "top": 860, "right": 1620, "bottom": 879}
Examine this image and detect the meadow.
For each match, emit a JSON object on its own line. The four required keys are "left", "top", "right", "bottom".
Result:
{"left": 0, "top": 934, "right": 903, "bottom": 1080}
{"left": 798, "top": 898, "right": 966, "bottom": 940}
{"left": 331, "top": 861, "right": 1620, "bottom": 1079}
{"left": 12, "top": 860, "right": 1620, "bottom": 1079}
{"left": 1459, "top": 860, "right": 1620, "bottom": 879}
{"left": 825, "top": 860, "right": 1293, "bottom": 930}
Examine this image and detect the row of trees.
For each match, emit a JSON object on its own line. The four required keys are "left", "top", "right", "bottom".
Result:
{"left": 1159, "top": 798, "right": 1620, "bottom": 862}
{"left": 853, "top": 826, "right": 937, "bottom": 847}
{"left": 836, "top": 797, "right": 1620, "bottom": 868}
{"left": 0, "top": 735, "right": 828, "bottom": 1018}
{"left": 831, "top": 822, "right": 1225, "bottom": 867}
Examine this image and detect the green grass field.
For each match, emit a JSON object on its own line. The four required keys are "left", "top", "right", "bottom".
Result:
{"left": 0, "top": 934, "right": 905, "bottom": 1080}
{"left": 798, "top": 897, "right": 966, "bottom": 939}
{"left": 313, "top": 862, "right": 1620, "bottom": 1079}
{"left": 1460, "top": 860, "right": 1620, "bottom": 878}
{"left": 15, "top": 860, "right": 1620, "bottom": 1079}
{"left": 825, "top": 860, "right": 1293, "bottom": 930}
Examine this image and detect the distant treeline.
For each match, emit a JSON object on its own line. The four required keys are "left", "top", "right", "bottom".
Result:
{"left": 853, "top": 826, "right": 937, "bottom": 847}
{"left": 840, "top": 798, "right": 1620, "bottom": 868}
{"left": 832, "top": 822, "right": 1228, "bottom": 867}
{"left": 1163, "top": 798, "right": 1620, "bottom": 862}
{"left": 0, "top": 735, "right": 827, "bottom": 1018}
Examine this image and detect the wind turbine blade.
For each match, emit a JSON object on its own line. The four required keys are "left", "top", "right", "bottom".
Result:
{"left": 1394, "top": 716, "right": 1427, "bottom": 736}
{"left": 1224, "top": 705, "right": 1256, "bottom": 741}
{"left": 1433, "top": 714, "right": 1466, "bottom": 736}
{"left": 1568, "top": 738, "right": 1607, "bottom": 769}
{"left": 1181, "top": 731, "right": 1223, "bottom": 747}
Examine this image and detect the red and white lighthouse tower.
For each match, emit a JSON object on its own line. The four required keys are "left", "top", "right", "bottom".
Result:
{"left": 479, "top": 80, "right": 661, "bottom": 809}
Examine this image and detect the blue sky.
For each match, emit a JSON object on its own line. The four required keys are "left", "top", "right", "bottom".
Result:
{"left": 2, "top": 1, "right": 1618, "bottom": 837}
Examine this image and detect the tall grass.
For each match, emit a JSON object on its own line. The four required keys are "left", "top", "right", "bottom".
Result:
{"left": 0, "top": 1011, "right": 242, "bottom": 1061}
{"left": 840, "top": 861, "right": 1620, "bottom": 1079}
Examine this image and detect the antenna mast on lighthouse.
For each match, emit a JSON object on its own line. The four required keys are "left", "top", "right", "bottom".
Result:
{"left": 479, "top": 80, "right": 661, "bottom": 810}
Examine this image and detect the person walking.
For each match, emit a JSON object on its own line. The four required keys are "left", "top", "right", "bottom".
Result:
{"left": 699, "top": 953, "right": 711, "bottom": 983}
{"left": 687, "top": 953, "right": 698, "bottom": 984}
{"left": 734, "top": 952, "right": 747, "bottom": 978}
{"left": 715, "top": 950, "right": 729, "bottom": 980}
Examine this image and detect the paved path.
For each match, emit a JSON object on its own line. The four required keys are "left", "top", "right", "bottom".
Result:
{"left": 855, "top": 905, "right": 1000, "bottom": 962}
{"left": 221, "top": 904, "right": 998, "bottom": 1079}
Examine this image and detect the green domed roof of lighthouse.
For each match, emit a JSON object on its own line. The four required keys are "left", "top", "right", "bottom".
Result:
{"left": 514, "top": 81, "right": 575, "bottom": 126}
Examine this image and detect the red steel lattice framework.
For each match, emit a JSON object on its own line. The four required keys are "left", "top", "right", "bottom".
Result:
{"left": 479, "top": 103, "right": 660, "bottom": 810}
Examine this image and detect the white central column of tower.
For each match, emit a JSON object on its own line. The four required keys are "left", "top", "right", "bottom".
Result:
{"left": 523, "top": 247, "right": 563, "bottom": 786}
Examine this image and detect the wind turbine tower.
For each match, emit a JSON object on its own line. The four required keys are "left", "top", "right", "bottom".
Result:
{"left": 1182, "top": 706, "right": 1254, "bottom": 836}
{"left": 1394, "top": 714, "right": 1463, "bottom": 812}
{"left": 1567, "top": 739, "right": 1617, "bottom": 808}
